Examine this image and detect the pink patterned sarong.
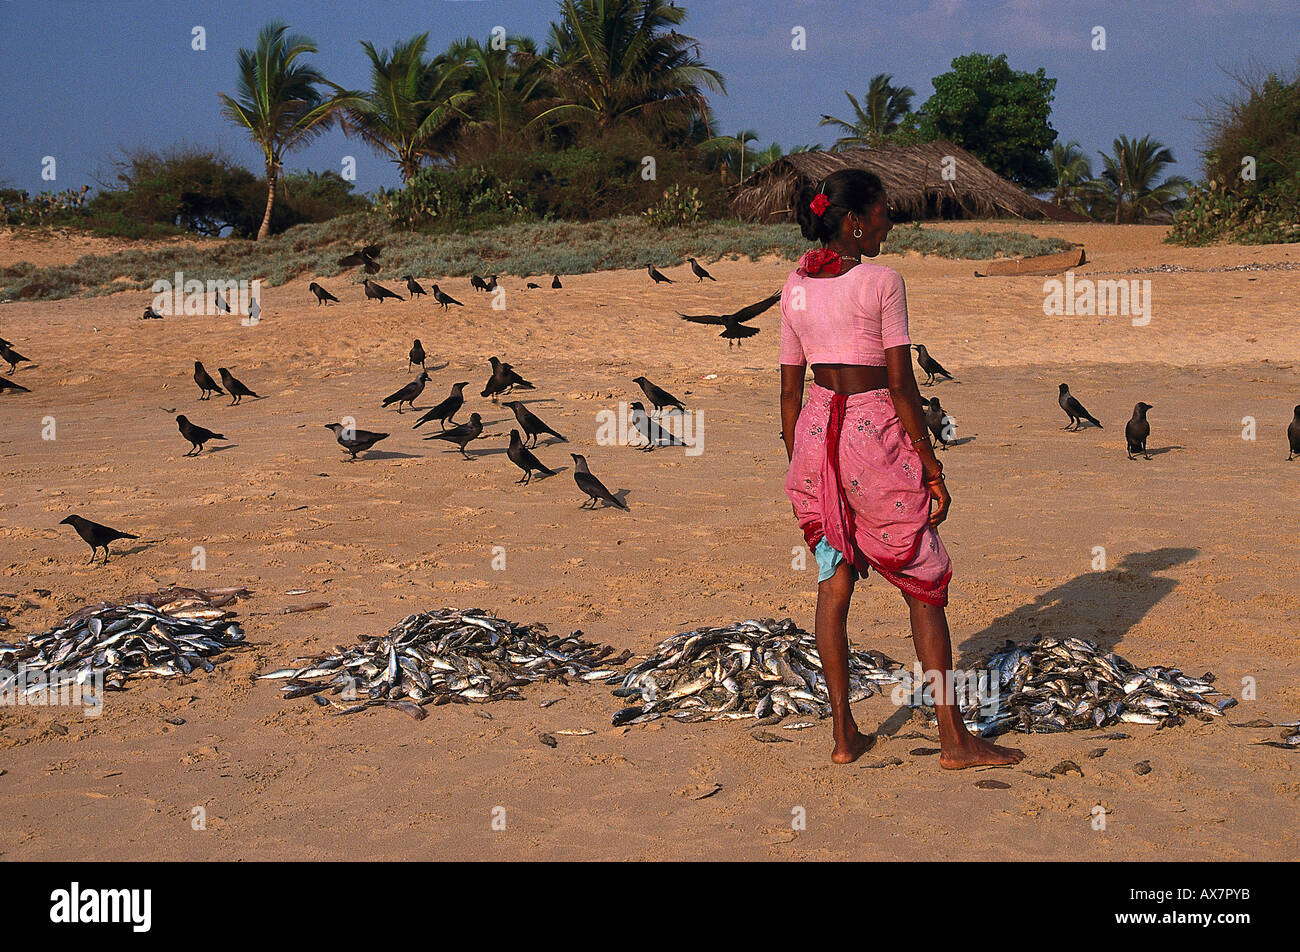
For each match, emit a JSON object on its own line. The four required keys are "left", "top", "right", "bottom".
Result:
{"left": 785, "top": 383, "right": 952, "bottom": 605}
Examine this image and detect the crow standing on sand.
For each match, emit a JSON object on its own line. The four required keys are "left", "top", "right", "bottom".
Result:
{"left": 323, "top": 423, "right": 389, "bottom": 460}
{"left": 424, "top": 412, "right": 483, "bottom": 458}
{"left": 141, "top": 306, "right": 164, "bottom": 319}
{"left": 413, "top": 382, "right": 468, "bottom": 430}
{"left": 432, "top": 284, "right": 463, "bottom": 309}
{"left": 176, "top": 415, "right": 226, "bottom": 455}
{"left": 382, "top": 371, "right": 430, "bottom": 412}
{"left": 338, "top": 245, "right": 382, "bottom": 273}
{"left": 482, "top": 357, "right": 535, "bottom": 401}
{"left": 309, "top": 282, "right": 339, "bottom": 305}
{"left": 484, "top": 275, "right": 498, "bottom": 291}
{"left": 923, "top": 396, "right": 954, "bottom": 449}
{"left": 687, "top": 257, "right": 715, "bottom": 281}
{"left": 409, "top": 339, "right": 426, "bottom": 372}
{"left": 502, "top": 400, "right": 566, "bottom": 447}
{"left": 632, "top": 376, "right": 685, "bottom": 415}
{"left": 214, "top": 292, "right": 232, "bottom": 314}
{"left": 678, "top": 290, "right": 781, "bottom": 348}
{"left": 0, "top": 375, "right": 30, "bottom": 394}
{"left": 0, "top": 341, "right": 30, "bottom": 374}
{"left": 1059, "top": 384, "right": 1103, "bottom": 430}
{"left": 912, "top": 344, "right": 953, "bottom": 385}
{"left": 218, "top": 368, "right": 259, "bottom": 405}
{"left": 404, "top": 276, "right": 426, "bottom": 298}
{"left": 364, "top": 279, "right": 403, "bottom": 303}
{"left": 507, "top": 429, "right": 556, "bottom": 484}
{"left": 193, "top": 361, "right": 224, "bottom": 400}
{"left": 571, "top": 454, "right": 627, "bottom": 510}
{"left": 647, "top": 264, "right": 673, "bottom": 284}
{"left": 471, "top": 275, "right": 489, "bottom": 292}
{"left": 1125, "top": 402, "right": 1153, "bottom": 460}
{"left": 1288, "top": 406, "right": 1300, "bottom": 460}
{"left": 58, "top": 514, "right": 138, "bottom": 564}
{"left": 527, "top": 282, "right": 541, "bottom": 289}
{"left": 551, "top": 275, "right": 562, "bottom": 289}
{"left": 629, "top": 401, "right": 687, "bottom": 450}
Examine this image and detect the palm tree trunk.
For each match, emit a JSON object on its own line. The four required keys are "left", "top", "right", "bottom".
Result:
{"left": 257, "top": 167, "right": 277, "bottom": 241}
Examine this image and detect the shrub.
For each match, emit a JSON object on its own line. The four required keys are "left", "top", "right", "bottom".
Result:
{"left": 642, "top": 184, "right": 703, "bottom": 228}
{"left": 374, "top": 165, "right": 529, "bottom": 231}
{"left": 1168, "top": 67, "right": 1300, "bottom": 245}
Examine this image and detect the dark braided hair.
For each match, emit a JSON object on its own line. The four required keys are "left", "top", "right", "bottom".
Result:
{"left": 793, "top": 169, "right": 887, "bottom": 243}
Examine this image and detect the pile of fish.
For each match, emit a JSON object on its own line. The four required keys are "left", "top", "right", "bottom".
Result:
{"left": 261, "top": 607, "right": 630, "bottom": 719}
{"left": 0, "top": 586, "right": 250, "bottom": 692}
{"left": 611, "top": 617, "right": 909, "bottom": 726}
{"left": 914, "top": 635, "right": 1237, "bottom": 736}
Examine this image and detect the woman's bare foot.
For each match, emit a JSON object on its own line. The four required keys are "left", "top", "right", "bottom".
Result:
{"left": 831, "top": 729, "right": 876, "bottom": 764}
{"left": 939, "top": 735, "right": 1025, "bottom": 770}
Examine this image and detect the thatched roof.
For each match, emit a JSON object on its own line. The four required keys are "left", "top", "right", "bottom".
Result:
{"left": 730, "top": 141, "right": 1072, "bottom": 223}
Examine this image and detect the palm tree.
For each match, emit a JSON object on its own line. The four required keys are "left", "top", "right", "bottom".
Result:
{"left": 449, "top": 35, "right": 553, "bottom": 152}
{"left": 539, "top": 0, "right": 725, "bottom": 138}
{"left": 219, "top": 22, "right": 360, "bottom": 240}
{"left": 1094, "top": 134, "right": 1191, "bottom": 223}
{"left": 701, "top": 128, "right": 758, "bottom": 184}
{"left": 342, "top": 34, "right": 474, "bottom": 182}
{"left": 819, "top": 74, "right": 916, "bottom": 149}
{"left": 1050, "top": 139, "right": 1093, "bottom": 211}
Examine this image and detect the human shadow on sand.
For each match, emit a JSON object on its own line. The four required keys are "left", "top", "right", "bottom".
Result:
{"left": 952, "top": 546, "right": 1198, "bottom": 670}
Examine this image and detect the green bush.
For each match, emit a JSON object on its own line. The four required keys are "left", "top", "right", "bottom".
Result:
{"left": 642, "top": 184, "right": 703, "bottom": 228}
{"left": 1168, "top": 69, "right": 1300, "bottom": 245}
{"left": 2, "top": 186, "right": 92, "bottom": 228}
{"left": 375, "top": 165, "right": 529, "bottom": 231}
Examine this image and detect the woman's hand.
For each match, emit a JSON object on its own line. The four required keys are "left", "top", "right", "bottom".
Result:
{"left": 926, "top": 477, "right": 950, "bottom": 527}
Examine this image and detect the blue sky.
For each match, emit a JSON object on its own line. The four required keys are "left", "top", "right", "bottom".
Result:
{"left": 1, "top": 0, "right": 1296, "bottom": 196}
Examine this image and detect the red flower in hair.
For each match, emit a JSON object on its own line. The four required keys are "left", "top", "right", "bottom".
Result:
{"left": 800, "top": 248, "right": 843, "bottom": 276}
{"left": 809, "top": 193, "right": 830, "bottom": 216}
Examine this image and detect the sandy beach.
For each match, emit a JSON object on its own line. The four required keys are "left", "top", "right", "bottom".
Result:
{"left": 1, "top": 222, "right": 1297, "bottom": 861}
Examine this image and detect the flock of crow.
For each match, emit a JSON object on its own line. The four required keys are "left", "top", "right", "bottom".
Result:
{"left": 4, "top": 245, "right": 1299, "bottom": 564}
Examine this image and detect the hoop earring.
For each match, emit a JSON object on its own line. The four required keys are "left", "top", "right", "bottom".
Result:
{"left": 853, "top": 228, "right": 862, "bottom": 238}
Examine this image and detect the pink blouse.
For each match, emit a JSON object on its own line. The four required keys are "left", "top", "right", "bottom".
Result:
{"left": 778, "top": 262, "right": 911, "bottom": 367}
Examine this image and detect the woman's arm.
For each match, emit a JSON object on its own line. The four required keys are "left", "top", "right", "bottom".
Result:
{"left": 780, "top": 363, "right": 806, "bottom": 461}
{"left": 885, "top": 345, "right": 950, "bottom": 526}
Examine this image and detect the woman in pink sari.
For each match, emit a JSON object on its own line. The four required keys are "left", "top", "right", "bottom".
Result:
{"left": 780, "top": 170, "right": 1024, "bottom": 769}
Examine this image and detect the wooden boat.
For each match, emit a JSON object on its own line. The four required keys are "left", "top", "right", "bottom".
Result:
{"left": 974, "top": 246, "right": 1086, "bottom": 277}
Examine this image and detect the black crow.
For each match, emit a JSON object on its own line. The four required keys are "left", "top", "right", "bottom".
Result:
{"left": 323, "top": 423, "right": 389, "bottom": 460}
{"left": 381, "top": 371, "right": 430, "bottom": 412}
{"left": 176, "top": 415, "right": 226, "bottom": 455}
{"left": 218, "top": 368, "right": 259, "bottom": 405}
{"left": 1059, "top": 384, "right": 1103, "bottom": 430}
{"left": 507, "top": 429, "right": 556, "bottom": 484}
{"left": 424, "top": 412, "right": 483, "bottom": 458}
{"left": 432, "top": 284, "right": 463, "bottom": 309}
{"left": 1125, "top": 402, "right": 1153, "bottom": 460}
{"left": 502, "top": 400, "right": 566, "bottom": 447}
{"left": 409, "top": 339, "right": 426, "bottom": 372}
{"left": 412, "top": 382, "right": 469, "bottom": 430}
{"left": 571, "top": 454, "right": 627, "bottom": 510}
{"left": 687, "top": 257, "right": 715, "bottom": 281}
{"left": 364, "top": 279, "right": 403, "bottom": 303}
{"left": 632, "top": 375, "right": 685, "bottom": 415}
{"left": 912, "top": 344, "right": 953, "bottom": 385}
{"left": 58, "top": 514, "right": 138, "bottom": 564}
{"left": 309, "top": 282, "right": 339, "bottom": 305}
{"left": 193, "top": 361, "right": 224, "bottom": 400}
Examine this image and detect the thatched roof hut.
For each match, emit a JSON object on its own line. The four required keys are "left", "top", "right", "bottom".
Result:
{"left": 730, "top": 141, "right": 1083, "bottom": 222}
